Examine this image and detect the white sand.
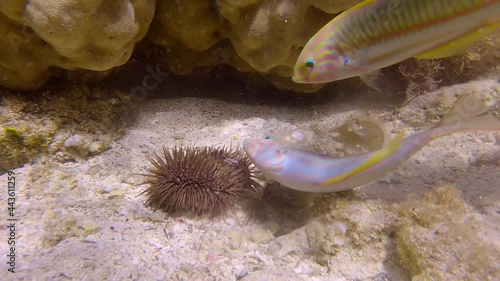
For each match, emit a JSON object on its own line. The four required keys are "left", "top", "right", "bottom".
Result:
{"left": 1, "top": 73, "right": 499, "bottom": 280}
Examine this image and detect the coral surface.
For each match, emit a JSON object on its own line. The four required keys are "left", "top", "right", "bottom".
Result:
{"left": 1, "top": 1, "right": 498, "bottom": 92}
{"left": 0, "top": 0, "right": 155, "bottom": 90}
{"left": 0, "top": 0, "right": 361, "bottom": 91}
{"left": 147, "top": 0, "right": 360, "bottom": 92}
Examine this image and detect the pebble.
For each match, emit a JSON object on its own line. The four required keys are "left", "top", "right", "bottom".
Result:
{"left": 332, "top": 235, "right": 347, "bottom": 247}
{"left": 305, "top": 220, "right": 325, "bottom": 247}
{"left": 102, "top": 185, "right": 115, "bottom": 193}
{"left": 225, "top": 229, "right": 243, "bottom": 250}
{"left": 235, "top": 267, "right": 248, "bottom": 279}
{"left": 88, "top": 141, "right": 107, "bottom": 155}
{"left": 331, "top": 221, "right": 348, "bottom": 235}
{"left": 172, "top": 132, "right": 185, "bottom": 140}
{"left": 63, "top": 134, "right": 89, "bottom": 158}
{"left": 263, "top": 221, "right": 280, "bottom": 235}
{"left": 250, "top": 228, "right": 274, "bottom": 244}
{"left": 87, "top": 165, "right": 101, "bottom": 175}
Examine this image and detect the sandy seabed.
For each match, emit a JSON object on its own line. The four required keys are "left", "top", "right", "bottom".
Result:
{"left": 1, "top": 71, "right": 499, "bottom": 281}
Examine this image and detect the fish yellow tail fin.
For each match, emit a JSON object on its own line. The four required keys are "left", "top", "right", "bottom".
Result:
{"left": 440, "top": 95, "right": 491, "bottom": 124}
{"left": 433, "top": 95, "right": 500, "bottom": 137}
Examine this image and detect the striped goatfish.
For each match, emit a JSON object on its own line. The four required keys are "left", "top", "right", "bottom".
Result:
{"left": 292, "top": 0, "right": 500, "bottom": 89}
{"left": 243, "top": 95, "right": 500, "bottom": 193}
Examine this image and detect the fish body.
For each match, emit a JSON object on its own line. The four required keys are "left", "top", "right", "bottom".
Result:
{"left": 292, "top": 0, "right": 500, "bottom": 88}
{"left": 243, "top": 95, "right": 500, "bottom": 193}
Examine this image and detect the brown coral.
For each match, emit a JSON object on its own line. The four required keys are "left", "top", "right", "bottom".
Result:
{"left": 147, "top": 0, "right": 359, "bottom": 92}
{"left": 0, "top": 0, "right": 365, "bottom": 92}
{"left": 1, "top": 1, "right": 497, "bottom": 93}
{"left": 0, "top": 0, "right": 155, "bottom": 90}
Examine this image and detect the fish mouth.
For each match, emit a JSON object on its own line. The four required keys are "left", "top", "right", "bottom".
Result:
{"left": 292, "top": 73, "right": 307, "bottom": 83}
{"left": 242, "top": 138, "right": 257, "bottom": 156}
{"left": 242, "top": 139, "right": 250, "bottom": 148}
{"left": 292, "top": 67, "right": 316, "bottom": 84}
{"left": 291, "top": 64, "right": 303, "bottom": 82}
{"left": 242, "top": 139, "right": 250, "bottom": 150}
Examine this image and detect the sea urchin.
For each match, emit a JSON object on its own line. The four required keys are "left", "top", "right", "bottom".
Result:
{"left": 140, "top": 146, "right": 259, "bottom": 216}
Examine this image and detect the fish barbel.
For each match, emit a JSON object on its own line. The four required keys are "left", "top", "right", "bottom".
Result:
{"left": 292, "top": 0, "right": 500, "bottom": 89}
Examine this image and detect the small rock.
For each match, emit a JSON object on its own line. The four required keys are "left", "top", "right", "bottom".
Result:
{"left": 172, "top": 132, "right": 185, "bottom": 140}
{"left": 266, "top": 241, "right": 282, "bottom": 254}
{"left": 87, "top": 165, "right": 101, "bottom": 175}
{"left": 305, "top": 220, "right": 325, "bottom": 248}
{"left": 233, "top": 263, "right": 248, "bottom": 279}
{"left": 263, "top": 221, "right": 280, "bottom": 235}
{"left": 102, "top": 185, "right": 115, "bottom": 193}
{"left": 331, "top": 221, "right": 348, "bottom": 235}
{"left": 332, "top": 235, "right": 347, "bottom": 247}
{"left": 88, "top": 141, "right": 108, "bottom": 155}
{"left": 250, "top": 228, "right": 274, "bottom": 244}
{"left": 225, "top": 229, "right": 243, "bottom": 250}
{"left": 63, "top": 134, "right": 89, "bottom": 158}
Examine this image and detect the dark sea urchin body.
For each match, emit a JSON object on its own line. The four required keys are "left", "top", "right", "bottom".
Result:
{"left": 141, "top": 146, "right": 259, "bottom": 216}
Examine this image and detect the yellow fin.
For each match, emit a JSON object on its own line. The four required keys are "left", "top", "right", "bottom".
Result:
{"left": 328, "top": 0, "right": 377, "bottom": 25}
{"left": 414, "top": 24, "right": 500, "bottom": 59}
{"left": 440, "top": 95, "right": 490, "bottom": 126}
{"left": 349, "top": 0, "right": 376, "bottom": 10}
{"left": 321, "top": 132, "right": 405, "bottom": 185}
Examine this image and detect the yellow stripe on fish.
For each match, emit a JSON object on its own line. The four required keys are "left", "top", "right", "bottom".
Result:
{"left": 321, "top": 132, "right": 405, "bottom": 184}
{"left": 243, "top": 95, "right": 500, "bottom": 193}
{"left": 415, "top": 22, "right": 500, "bottom": 58}
{"left": 293, "top": 0, "right": 500, "bottom": 90}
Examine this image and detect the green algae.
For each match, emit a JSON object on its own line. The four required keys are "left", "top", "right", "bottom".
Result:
{"left": 0, "top": 84, "right": 132, "bottom": 171}
{"left": 393, "top": 186, "right": 500, "bottom": 280}
{"left": 0, "top": 126, "right": 52, "bottom": 171}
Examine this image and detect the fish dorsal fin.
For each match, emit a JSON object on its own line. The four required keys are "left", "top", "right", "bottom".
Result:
{"left": 414, "top": 23, "right": 500, "bottom": 59}
{"left": 321, "top": 132, "right": 405, "bottom": 185}
{"left": 354, "top": 0, "right": 376, "bottom": 7}
{"left": 439, "top": 95, "right": 490, "bottom": 126}
{"left": 324, "top": 0, "right": 377, "bottom": 30}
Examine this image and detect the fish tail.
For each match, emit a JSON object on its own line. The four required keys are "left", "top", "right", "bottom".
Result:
{"left": 431, "top": 95, "right": 500, "bottom": 138}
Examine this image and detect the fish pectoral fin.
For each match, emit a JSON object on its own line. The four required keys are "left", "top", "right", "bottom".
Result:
{"left": 414, "top": 23, "right": 500, "bottom": 59}
{"left": 359, "top": 70, "right": 382, "bottom": 91}
{"left": 321, "top": 132, "right": 405, "bottom": 185}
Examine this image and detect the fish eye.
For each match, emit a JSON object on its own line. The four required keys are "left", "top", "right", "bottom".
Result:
{"left": 305, "top": 58, "right": 315, "bottom": 69}
{"left": 264, "top": 136, "right": 273, "bottom": 140}
{"left": 344, "top": 57, "right": 351, "bottom": 65}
